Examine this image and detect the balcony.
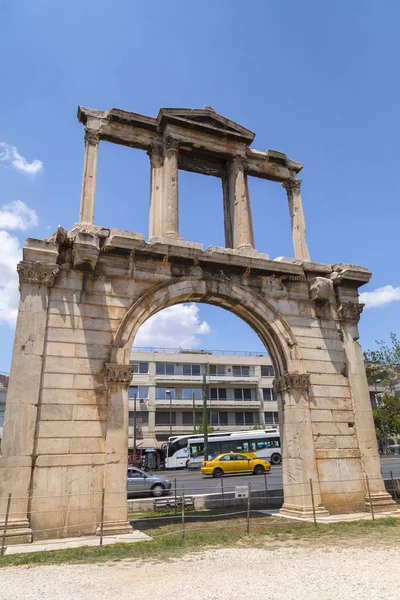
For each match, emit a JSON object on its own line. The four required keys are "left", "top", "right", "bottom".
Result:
{"left": 155, "top": 374, "right": 259, "bottom": 384}
{"left": 155, "top": 399, "right": 261, "bottom": 409}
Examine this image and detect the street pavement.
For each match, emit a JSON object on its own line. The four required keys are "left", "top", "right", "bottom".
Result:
{"left": 162, "top": 456, "right": 400, "bottom": 496}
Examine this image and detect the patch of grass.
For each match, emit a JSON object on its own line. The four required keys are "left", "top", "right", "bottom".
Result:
{"left": 0, "top": 516, "right": 399, "bottom": 569}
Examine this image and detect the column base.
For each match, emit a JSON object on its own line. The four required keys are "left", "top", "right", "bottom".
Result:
{"left": 280, "top": 503, "right": 330, "bottom": 520}
{"left": 365, "top": 492, "right": 398, "bottom": 513}
{"left": 164, "top": 232, "right": 182, "bottom": 240}
{"left": 96, "top": 520, "right": 133, "bottom": 537}
{"left": 0, "top": 518, "right": 32, "bottom": 545}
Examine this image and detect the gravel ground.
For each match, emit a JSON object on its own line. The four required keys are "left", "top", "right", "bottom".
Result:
{"left": 1, "top": 546, "right": 399, "bottom": 600}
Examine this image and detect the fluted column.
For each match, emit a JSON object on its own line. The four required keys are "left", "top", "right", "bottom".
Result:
{"left": 227, "top": 155, "right": 255, "bottom": 250}
{"left": 282, "top": 179, "right": 310, "bottom": 261}
{"left": 337, "top": 301, "right": 396, "bottom": 513}
{"left": 274, "top": 373, "right": 329, "bottom": 519}
{"left": 79, "top": 128, "right": 100, "bottom": 224}
{"left": 163, "top": 136, "right": 180, "bottom": 239}
{"left": 148, "top": 145, "right": 164, "bottom": 239}
{"left": 99, "top": 364, "right": 135, "bottom": 536}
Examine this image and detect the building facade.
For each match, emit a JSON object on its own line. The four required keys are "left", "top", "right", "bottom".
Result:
{"left": 0, "top": 375, "right": 8, "bottom": 443}
{"left": 128, "top": 348, "right": 278, "bottom": 450}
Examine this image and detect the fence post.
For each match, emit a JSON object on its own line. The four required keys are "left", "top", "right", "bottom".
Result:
{"left": 264, "top": 472, "right": 268, "bottom": 510}
{"left": 246, "top": 481, "right": 251, "bottom": 534}
{"left": 390, "top": 471, "right": 398, "bottom": 504}
{"left": 174, "top": 478, "right": 177, "bottom": 515}
{"left": 181, "top": 485, "right": 185, "bottom": 540}
{"left": 366, "top": 475, "right": 375, "bottom": 521}
{"left": 99, "top": 488, "right": 105, "bottom": 546}
{"left": 1, "top": 493, "right": 12, "bottom": 558}
{"left": 221, "top": 476, "right": 225, "bottom": 508}
{"left": 309, "top": 479, "right": 317, "bottom": 527}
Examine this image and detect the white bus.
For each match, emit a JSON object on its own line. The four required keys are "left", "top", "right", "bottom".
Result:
{"left": 163, "top": 429, "right": 280, "bottom": 469}
{"left": 187, "top": 430, "right": 281, "bottom": 469}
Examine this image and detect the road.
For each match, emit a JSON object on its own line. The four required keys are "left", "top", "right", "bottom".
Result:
{"left": 162, "top": 457, "right": 400, "bottom": 496}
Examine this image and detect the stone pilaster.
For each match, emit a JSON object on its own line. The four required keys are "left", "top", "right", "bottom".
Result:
{"left": 0, "top": 246, "right": 59, "bottom": 544}
{"left": 148, "top": 145, "right": 164, "bottom": 239}
{"left": 162, "top": 137, "right": 180, "bottom": 239}
{"left": 337, "top": 300, "right": 397, "bottom": 513}
{"left": 228, "top": 155, "right": 255, "bottom": 250}
{"left": 282, "top": 179, "right": 310, "bottom": 262}
{"left": 274, "top": 372, "right": 329, "bottom": 519}
{"left": 79, "top": 127, "right": 100, "bottom": 224}
{"left": 97, "top": 364, "right": 135, "bottom": 536}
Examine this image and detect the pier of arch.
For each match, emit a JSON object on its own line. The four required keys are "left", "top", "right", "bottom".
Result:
{"left": 0, "top": 105, "right": 395, "bottom": 543}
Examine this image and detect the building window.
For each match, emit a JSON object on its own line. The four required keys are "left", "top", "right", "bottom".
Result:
{"left": 182, "top": 364, "right": 201, "bottom": 376}
{"left": 209, "top": 365, "right": 226, "bottom": 376}
{"left": 210, "top": 388, "right": 227, "bottom": 400}
{"left": 130, "top": 361, "right": 149, "bottom": 374}
{"left": 128, "top": 386, "right": 149, "bottom": 399}
{"left": 262, "top": 388, "right": 277, "bottom": 402}
{"left": 155, "top": 412, "right": 176, "bottom": 425}
{"left": 156, "top": 363, "right": 175, "bottom": 375}
{"left": 182, "top": 412, "right": 202, "bottom": 425}
{"left": 261, "top": 365, "right": 274, "bottom": 377}
{"left": 232, "top": 366, "right": 251, "bottom": 377}
{"left": 235, "top": 412, "right": 259, "bottom": 426}
{"left": 0, "top": 409, "right": 4, "bottom": 429}
{"left": 264, "top": 411, "right": 279, "bottom": 425}
{"left": 211, "top": 411, "right": 228, "bottom": 426}
{"left": 128, "top": 411, "right": 149, "bottom": 426}
{"left": 156, "top": 387, "right": 176, "bottom": 400}
{"left": 181, "top": 388, "right": 202, "bottom": 400}
{"left": 234, "top": 388, "right": 253, "bottom": 401}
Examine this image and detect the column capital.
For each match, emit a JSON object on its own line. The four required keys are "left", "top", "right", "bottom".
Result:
{"left": 230, "top": 154, "right": 246, "bottom": 169}
{"left": 273, "top": 372, "right": 310, "bottom": 394}
{"left": 337, "top": 301, "right": 364, "bottom": 323}
{"left": 164, "top": 136, "right": 180, "bottom": 152}
{"left": 84, "top": 127, "right": 100, "bottom": 145}
{"left": 282, "top": 178, "right": 302, "bottom": 194}
{"left": 105, "top": 363, "right": 135, "bottom": 386}
{"left": 17, "top": 260, "right": 59, "bottom": 288}
{"left": 147, "top": 143, "right": 164, "bottom": 158}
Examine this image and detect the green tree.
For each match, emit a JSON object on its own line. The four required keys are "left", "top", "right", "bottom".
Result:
{"left": 364, "top": 333, "right": 400, "bottom": 450}
{"left": 197, "top": 418, "right": 215, "bottom": 434}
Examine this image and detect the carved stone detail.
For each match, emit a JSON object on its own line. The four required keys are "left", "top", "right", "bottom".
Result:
{"left": 230, "top": 154, "right": 246, "bottom": 169}
{"left": 309, "top": 276, "right": 335, "bottom": 303}
{"left": 282, "top": 178, "right": 301, "bottom": 195}
{"left": 105, "top": 363, "right": 135, "bottom": 385}
{"left": 84, "top": 128, "right": 100, "bottom": 145}
{"left": 273, "top": 372, "right": 310, "bottom": 394}
{"left": 164, "top": 136, "right": 180, "bottom": 151}
{"left": 17, "top": 261, "right": 59, "bottom": 288}
{"left": 337, "top": 301, "right": 364, "bottom": 323}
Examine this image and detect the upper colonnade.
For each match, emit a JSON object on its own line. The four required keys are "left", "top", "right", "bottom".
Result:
{"left": 78, "top": 105, "right": 310, "bottom": 261}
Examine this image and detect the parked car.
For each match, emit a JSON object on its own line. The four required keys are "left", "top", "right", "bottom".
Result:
{"left": 201, "top": 452, "right": 271, "bottom": 477}
{"left": 127, "top": 466, "right": 172, "bottom": 497}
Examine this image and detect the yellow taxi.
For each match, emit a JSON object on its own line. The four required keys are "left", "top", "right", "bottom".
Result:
{"left": 201, "top": 452, "right": 271, "bottom": 477}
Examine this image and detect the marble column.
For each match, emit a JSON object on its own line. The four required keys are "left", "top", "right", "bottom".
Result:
{"left": 0, "top": 251, "right": 59, "bottom": 544}
{"left": 282, "top": 179, "right": 310, "bottom": 261}
{"left": 227, "top": 155, "right": 255, "bottom": 250}
{"left": 163, "top": 136, "right": 180, "bottom": 239}
{"left": 148, "top": 145, "right": 164, "bottom": 239}
{"left": 337, "top": 301, "right": 396, "bottom": 513}
{"left": 79, "top": 128, "right": 100, "bottom": 224}
{"left": 99, "top": 364, "right": 135, "bottom": 536}
{"left": 221, "top": 174, "right": 233, "bottom": 248}
{"left": 274, "top": 373, "right": 329, "bottom": 518}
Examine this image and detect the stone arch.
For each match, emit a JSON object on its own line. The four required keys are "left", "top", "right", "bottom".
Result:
{"left": 111, "top": 276, "right": 304, "bottom": 378}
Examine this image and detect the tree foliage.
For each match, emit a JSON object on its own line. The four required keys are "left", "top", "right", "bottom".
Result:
{"left": 197, "top": 418, "right": 215, "bottom": 434}
{"left": 364, "top": 332, "right": 400, "bottom": 445}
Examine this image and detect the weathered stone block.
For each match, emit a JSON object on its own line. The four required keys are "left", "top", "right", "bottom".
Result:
{"left": 40, "top": 405, "right": 73, "bottom": 421}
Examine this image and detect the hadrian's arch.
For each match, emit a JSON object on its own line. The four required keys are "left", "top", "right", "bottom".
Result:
{"left": 0, "top": 105, "right": 396, "bottom": 544}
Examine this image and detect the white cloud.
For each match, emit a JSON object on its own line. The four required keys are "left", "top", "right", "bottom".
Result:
{"left": 359, "top": 285, "right": 400, "bottom": 308}
{"left": 134, "top": 303, "right": 211, "bottom": 349}
{"left": 0, "top": 200, "right": 39, "bottom": 230}
{"left": 0, "top": 142, "right": 43, "bottom": 175}
{"left": 0, "top": 230, "right": 22, "bottom": 326}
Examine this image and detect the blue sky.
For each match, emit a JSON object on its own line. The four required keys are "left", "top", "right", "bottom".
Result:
{"left": 1, "top": 0, "right": 400, "bottom": 372}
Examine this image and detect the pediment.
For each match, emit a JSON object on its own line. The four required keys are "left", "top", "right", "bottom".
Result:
{"left": 157, "top": 108, "right": 255, "bottom": 142}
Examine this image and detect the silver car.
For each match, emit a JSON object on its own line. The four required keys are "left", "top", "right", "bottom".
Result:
{"left": 127, "top": 467, "right": 172, "bottom": 497}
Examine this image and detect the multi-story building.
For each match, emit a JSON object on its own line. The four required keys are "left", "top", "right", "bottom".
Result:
{"left": 128, "top": 348, "right": 279, "bottom": 451}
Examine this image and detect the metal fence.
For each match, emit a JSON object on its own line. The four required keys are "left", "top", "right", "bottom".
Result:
{"left": 0, "top": 472, "right": 399, "bottom": 556}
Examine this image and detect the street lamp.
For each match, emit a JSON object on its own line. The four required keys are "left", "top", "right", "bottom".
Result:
{"left": 166, "top": 389, "right": 172, "bottom": 437}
